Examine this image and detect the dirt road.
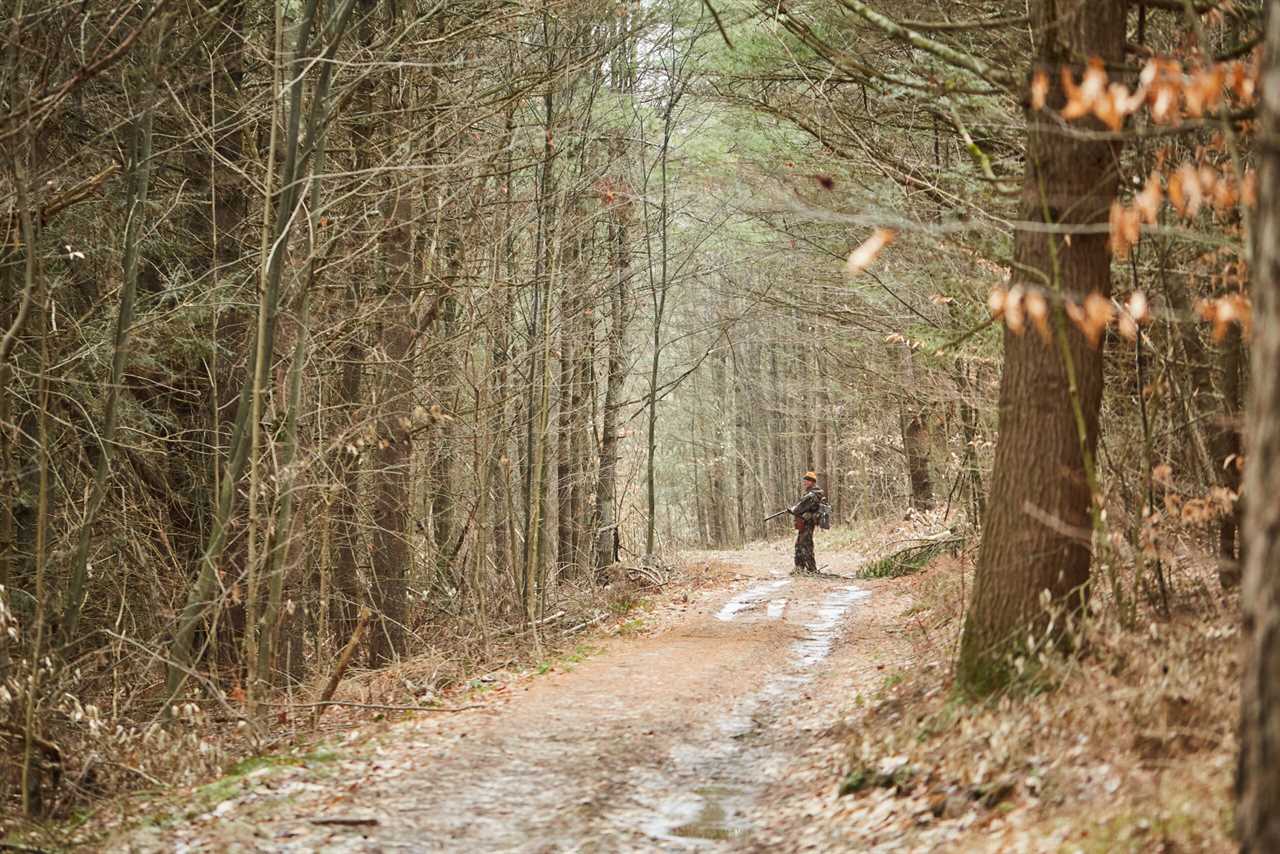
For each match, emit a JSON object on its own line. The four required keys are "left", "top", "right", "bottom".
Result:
{"left": 122, "top": 548, "right": 912, "bottom": 852}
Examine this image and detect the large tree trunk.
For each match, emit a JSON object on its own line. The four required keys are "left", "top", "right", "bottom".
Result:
{"left": 956, "top": 0, "right": 1124, "bottom": 695}
{"left": 593, "top": 206, "right": 630, "bottom": 572}
{"left": 1237, "top": 3, "right": 1280, "bottom": 846}
{"left": 557, "top": 284, "right": 580, "bottom": 573}
{"left": 329, "top": 328, "right": 365, "bottom": 645}
{"left": 368, "top": 179, "right": 414, "bottom": 666}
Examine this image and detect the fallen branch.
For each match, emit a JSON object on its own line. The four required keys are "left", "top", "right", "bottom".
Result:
{"left": 309, "top": 815, "right": 379, "bottom": 827}
{"left": 311, "top": 606, "right": 370, "bottom": 728}
{"left": 496, "top": 610, "right": 566, "bottom": 640}
{"left": 564, "top": 613, "right": 607, "bottom": 636}
{"left": 282, "top": 700, "right": 481, "bottom": 714}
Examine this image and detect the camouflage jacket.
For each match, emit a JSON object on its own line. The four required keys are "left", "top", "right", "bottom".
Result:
{"left": 791, "top": 485, "right": 825, "bottom": 526}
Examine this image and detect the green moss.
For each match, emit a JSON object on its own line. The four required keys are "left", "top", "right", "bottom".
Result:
{"left": 609, "top": 593, "right": 650, "bottom": 616}
{"left": 954, "top": 650, "right": 1016, "bottom": 699}
{"left": 193, "top": 749, "right": 332, "bottom": 807}
{"left": 915, "top": 695, "right": 963, "bottom": 741}
{"left": 838, "top": 768, "right": 868, "bottom": 796}
{"left": 619, "top": 618, "right": 645, "bottom": 636}
{"left": 223, "top": 753, "right": 304, "bottom": 779}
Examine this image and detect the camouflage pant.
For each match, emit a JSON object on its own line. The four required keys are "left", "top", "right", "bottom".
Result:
{"left": 794, "top": 525, "right": 817, "bottom": 573}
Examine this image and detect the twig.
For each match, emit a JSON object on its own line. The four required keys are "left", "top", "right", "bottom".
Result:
{"left": 930, "top": 315, "right": 996, "bottom": 356}
{"left": 106, "top": 760, "right": 164, "bottom": 788}
{"left": 701, "top": 0, "right": 734, "bottom": 49}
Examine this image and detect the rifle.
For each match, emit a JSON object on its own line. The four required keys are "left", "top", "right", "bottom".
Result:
{"left": 763, "top": 508, "right": 791, "bottom": 523}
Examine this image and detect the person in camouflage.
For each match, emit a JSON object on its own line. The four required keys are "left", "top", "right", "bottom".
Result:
{"left": 789, "top": 471, "right": 824, "bottom": 575}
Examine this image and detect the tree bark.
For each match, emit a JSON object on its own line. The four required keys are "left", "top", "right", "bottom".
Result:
{"left": 957, "top": 0, "right": 1124, "bottom": 694}
{"left": 1214, "top": 325, "right": 1245, "bottom": 587}
{"left": 368, "top": 177, "right": 414, "bottom": 666}
{"left": 898, "top": 343, "right": 933, "bottom": 512}
{"left": 593, "top": 199, "right": 630, "bottom": 572}
{"left": 1237, "top": 3, "right": 1280, "bottom": 846}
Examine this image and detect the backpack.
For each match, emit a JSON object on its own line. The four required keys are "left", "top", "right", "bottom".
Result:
{"left": 817, "top": 499, "right": 832, "bottom": 530}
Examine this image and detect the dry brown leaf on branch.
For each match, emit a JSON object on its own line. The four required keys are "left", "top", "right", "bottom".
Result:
{"left": 1136, "top": 173, "right": 1163, "bottom": 224}
{"left": 1169, "top": 163, "right": 1204, "bottom": 219}
{"left": 1065, "top": 298, "right": 1085, "bottom": 333}
{"left": 1242, "top": 168, "right": 1258, "bottom": 208}
{"left": 988, "top": 286, "right": 1009, "bottom": 319}
{"left": 1152, "top": 463, "right": 1173, "bottom": 489}
{"left": 1005, "top": 285, "right": 1026, "bottom": 335}
{"left": 1096, "top": 83, "right": 1144, "bottom": 131}
{"left": 1025, "top": 289, "right": 1050, "bottom": 343}
{"left": 1069, "top": 292, "right": 1114, "bottom": 348}
{"left": 1108, "top": 200, "right": 1141, "bottom": 259}
{"left": 1184, "top": 65, "right": 1226, "bottom": 118}
{"left": 1212, "top": 177, "right": 1239, "bottom": 215}
{"left": 1197, "top": 164, "right": 1219, "bottom": 198}
{"left": 1117, "top": 291, "right": 1151, "bottom": 341}
{"left": 1229, "top": 56, "right": 1258, "bottom": 103}
{"left": 1060, "top": 59, "right": 1108, "bottom": 120}
{"left": 1030, "top": 70, "right": 1049, "bottom": 110}
{"left": 1117, "top": 311, "right": 1137, "bottom": 342}
{"left": 1197, "top": 294, "right": 1253, "bottom": 341}
{"left": 1127, "top": 290, "right": 1151, "bottom": 325}
{"left": 1143, "top": 58, "right": 1183, "bottom": 125}
{"left": 846, "top": 228, "right": 895, "bottom": 275}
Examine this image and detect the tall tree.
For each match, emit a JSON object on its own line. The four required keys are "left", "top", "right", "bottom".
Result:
{"left": 956, "top": 0, "right": 1125, "bottom": 693}
{"left": 1238, "top": 2, "right": 1280, "bottom": 847}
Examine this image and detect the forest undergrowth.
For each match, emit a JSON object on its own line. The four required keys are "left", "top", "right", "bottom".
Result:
{"left": 0, "top": 557, "right": 721, "bottom": 849}
{"left": 833, "top": 524, "right": 1238, "bottom": 851}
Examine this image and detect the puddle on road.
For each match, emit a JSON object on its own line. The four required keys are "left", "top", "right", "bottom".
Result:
{"left": 715, "top": 579, "right": 791, "bottom": 622}
{"left": 647, "top": 584, "right": 869, "bottom": 847}
{"left": 794, "top": 586, "right": 870, "bottom": 666}
{"left": 662, "top": 786, "right": 753, "bottom": 842}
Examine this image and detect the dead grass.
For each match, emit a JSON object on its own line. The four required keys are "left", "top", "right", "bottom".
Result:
{"left": 829, "top": 546, "right": 1239, "bottom": 852}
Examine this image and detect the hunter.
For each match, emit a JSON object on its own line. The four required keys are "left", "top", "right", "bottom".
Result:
{"left": 789, "top": 471, "right": 824, "bottom": 575}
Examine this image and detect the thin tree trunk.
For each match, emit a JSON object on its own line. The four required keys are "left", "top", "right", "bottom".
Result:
{"left": 958, "top": 362, "right": 986, "bottom": 527}
{"left": 1215, "top": 325, "right": 1245, "bottom": 587}
{"left": 58, "top": 97, "right": 154, "bottom": 646}
{"left": 167, "top": 0, "right": 356, "bottom": 693}
{"left": 368, "top": 170, "right": 415, "bottom": 665}
{"left": 593, "top": 208, "right": 629, "bottom": 572}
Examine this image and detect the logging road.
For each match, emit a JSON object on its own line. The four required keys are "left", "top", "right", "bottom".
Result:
{"left": 120, "top": 547, "right": 912, "bottom": 853}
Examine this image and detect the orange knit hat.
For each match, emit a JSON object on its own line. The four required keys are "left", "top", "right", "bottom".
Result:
{"left": 803, "top": 471, "right": 817, "bottom": 482}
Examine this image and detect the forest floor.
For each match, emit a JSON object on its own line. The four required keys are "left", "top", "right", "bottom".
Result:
{"left": 80, "top": 524, "right": 1236, "bottom": 853}
{"left": 98, "top": 540, "right": 911, "bottom": 852}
